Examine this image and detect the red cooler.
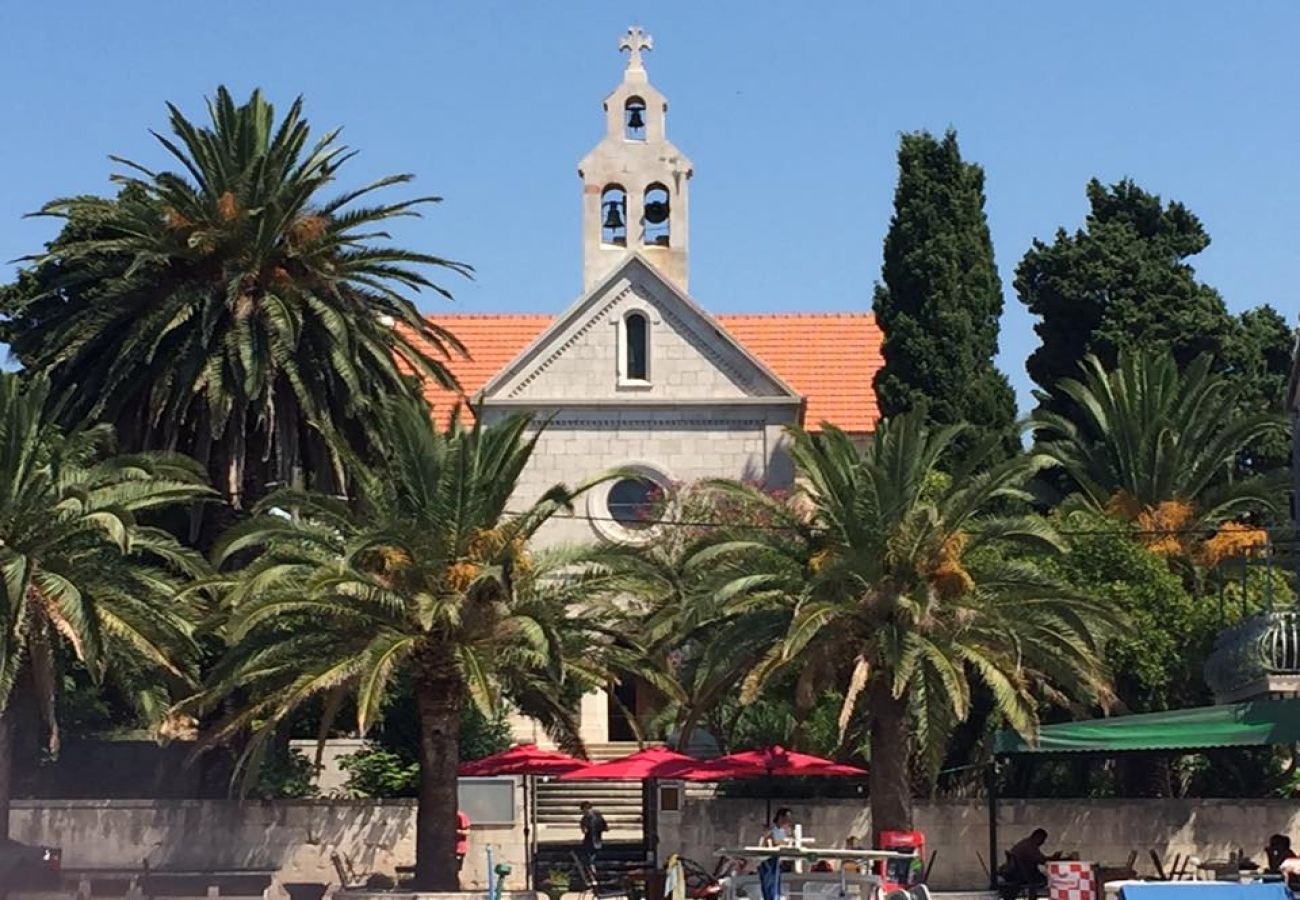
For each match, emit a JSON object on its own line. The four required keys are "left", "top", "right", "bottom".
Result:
{"left": 875, "top": 830, "right": 926, "bottom": 891}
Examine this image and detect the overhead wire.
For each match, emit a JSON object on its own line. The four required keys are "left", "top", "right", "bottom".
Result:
{"left": 511, "top": 507, "right": 1300, "bottom": 542}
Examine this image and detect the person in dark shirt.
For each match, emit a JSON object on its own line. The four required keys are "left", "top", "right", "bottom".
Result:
{"left": 1266, "top": 835, "right": 1295, "bottom": 873}
{"left": 1005, "top": 829, "right": 1054, "bottom": 889}
{"left": 579, "top": 801, "right": 608, "bottom": 874}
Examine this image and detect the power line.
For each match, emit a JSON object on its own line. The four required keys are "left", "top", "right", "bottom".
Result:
{"left": 516, "top": 507, "right": 1300, "bottom": 542}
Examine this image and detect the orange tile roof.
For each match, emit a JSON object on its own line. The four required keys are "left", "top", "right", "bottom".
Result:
{"left": 720, "top": 314, "right": 882, "bottom": 434}
{"left": 418, "top": 312, "right": 882, "bottom": 434}
{"left": 415, "top": 315, "right": 551, "bottom": 429}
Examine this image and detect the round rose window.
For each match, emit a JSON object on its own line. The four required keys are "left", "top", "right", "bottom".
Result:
{"left": 606, "top": 477, "right": 659, "bottom": 529}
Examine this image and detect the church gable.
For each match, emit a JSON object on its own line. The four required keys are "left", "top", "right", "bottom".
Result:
{"left": 478, "top": 257, "right": 798, "bottom": 405}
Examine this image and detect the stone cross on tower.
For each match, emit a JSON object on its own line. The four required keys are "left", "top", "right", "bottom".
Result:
{"left": 580, "top": 25, "right": 692, "bottom": 290}
{"left": 619, "top": 26, "right": 653, "bottom": 71}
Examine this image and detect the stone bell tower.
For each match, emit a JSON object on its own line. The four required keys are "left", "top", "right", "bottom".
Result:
{"left": 579, "top": 26, "right": 694, "bottom": 291}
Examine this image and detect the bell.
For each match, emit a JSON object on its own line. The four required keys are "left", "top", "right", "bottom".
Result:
{"left": 627, "top": 107, "right": 646, "bottom": 130}
{"left": 644, "top": 200, "right": 669, "bottom": 224}
{"left": 603, "top": 201, "right": 625, "bottom": 230}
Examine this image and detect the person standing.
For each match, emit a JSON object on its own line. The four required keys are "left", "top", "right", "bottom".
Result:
{"left": 456, "top": 810, "right": 472, "bottom": 872}
{"left": 758, "top": 808, "right": 795, "bottom": 900}
{"left": 842, "top": 835, "right": 862, "bottom": 874}
{"left": 579, "top": 801, "right": 608, "bottom": 875}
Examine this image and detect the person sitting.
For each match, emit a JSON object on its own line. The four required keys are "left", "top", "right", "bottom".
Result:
{"left": 1266, "top": 835, "right": 1300, "bottom": 888}
{"left": 1001, "top": 829, "right": 1057, "bottom": 897}
{"left": 1266, "top": 835, "right": 1296, "bottom": 874}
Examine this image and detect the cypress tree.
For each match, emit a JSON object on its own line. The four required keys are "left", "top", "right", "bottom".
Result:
{"left": 872, "top": 130, "right": 1018, "bottom": 461}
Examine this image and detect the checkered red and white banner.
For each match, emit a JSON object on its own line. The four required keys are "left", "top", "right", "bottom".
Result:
{"left": 1048, "top": 861, "right": 1096, "bottom": 900}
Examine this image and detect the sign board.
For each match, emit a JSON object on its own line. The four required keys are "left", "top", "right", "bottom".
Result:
{"left": 458, "top": 776, "right": 516, "bottom": 826}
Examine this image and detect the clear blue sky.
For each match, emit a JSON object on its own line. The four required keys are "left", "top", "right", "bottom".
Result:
{"left": 2, "top": 2, "right": 1297, "bottom": 411}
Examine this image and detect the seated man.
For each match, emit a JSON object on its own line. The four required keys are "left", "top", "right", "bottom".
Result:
{"left": 1266, "top": 835, "right": 1295, "bottom": 874}
{"left": 1002, "top": 829, "right": 1056, "bottom": 893}
{"left": 1266, "top": 836, "right": 1300, "bottom": 888}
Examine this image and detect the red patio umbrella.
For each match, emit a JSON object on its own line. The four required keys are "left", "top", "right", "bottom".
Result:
{"left": 669, "top": 745, "right": 867, "bottom": 823}
{"left": 459, "top": 744, "right": 587, "bottom": 888}
{"left": 677, "top": 745, "right": 867, "bottom": 780}
{"left": 557, "top": 745, "right": 698, "bottom": 781}
{"left": 458, "top": 743, "right": 586, "bottom": 777}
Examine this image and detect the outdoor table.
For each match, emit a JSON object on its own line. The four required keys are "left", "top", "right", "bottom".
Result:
{"left": 716, "top": 846, "right": 910, "bottom": 900}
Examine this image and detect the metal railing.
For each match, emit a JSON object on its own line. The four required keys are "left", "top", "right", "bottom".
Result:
{"left": 1204, "top": 607, "right": 1300, "bottom": 698}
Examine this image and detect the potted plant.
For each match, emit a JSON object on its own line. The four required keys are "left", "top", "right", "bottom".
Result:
{"left": 543, "top": 867, "right": 571, "bottom": 900}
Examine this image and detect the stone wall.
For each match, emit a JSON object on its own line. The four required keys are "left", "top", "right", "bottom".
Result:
{"left": 11, "top": 796, "right": 526, "bottom": 891}
{"left": 17, "top": 795, "right": 1300, "bottom": 893}
{"left": 659, "top": 796, "right": 1300, "bottom": 891}
{"left": 288, "top": 738, "right": 367, "bottom": 797}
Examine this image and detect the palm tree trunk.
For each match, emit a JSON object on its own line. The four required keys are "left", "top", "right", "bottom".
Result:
{"left": 867, "top": 673, "right": 912, "bottom": 838}
{"left": 0, "top": 707, "right": 12, "bottom": 840}
{"left": 413, "top": 670, "right": 464, "bottom": 891}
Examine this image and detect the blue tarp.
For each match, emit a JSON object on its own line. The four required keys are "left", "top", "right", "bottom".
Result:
{"left": 1119, "top": 883, "right": 1292, "bottom": 900}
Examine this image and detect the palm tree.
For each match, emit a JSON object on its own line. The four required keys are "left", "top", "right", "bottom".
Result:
{"left": 194, "top": 398, "right": 606, "bottom": 890}
{"left": 589, "top": 482, "right": 808, "bottom": 748}
{"left": 716, "top": 415, "right": 1114, "bottom": 833}
{"left": 0, "top": 372, "right": 210, "bottom": 837}
{"left": 4, "top": 86, "right": 469, "bottom": 531}
{"left": 1031, "top": 351, "right": 1287, "bottom": 561}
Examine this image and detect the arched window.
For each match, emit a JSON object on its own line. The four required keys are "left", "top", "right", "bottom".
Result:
{"left": 600, "top": 185, "right": 627, "bottom": 246}
{"left": 643, "top": 184, "right": 670, "bottom": 246}
{"left": 624, "top": 97, "right": 647, "bottom": 140}
{"left": 625, "top": 312, "right": 648, "bottom": 380}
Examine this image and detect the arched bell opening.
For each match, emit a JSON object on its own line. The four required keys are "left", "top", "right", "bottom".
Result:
{"left": 600, "top": 185, "right": 627, "bottom": 247}
{"left": 624, "top": 97, "right": 647, "bottom": 141}
{"left": 643, "top": 183, "right": 670, "bottom": 246}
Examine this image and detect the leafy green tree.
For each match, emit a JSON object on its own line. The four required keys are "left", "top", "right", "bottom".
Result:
{"left": 1015, "top": 179, "right": 1233, "bottom": 399}
{"left": 715, "top": 415, "right": 1115, "bottom": 831}
{"left": 1015, "top": 180, "right": 1294, "bottom": 480}
{"left": 1048, "top": 511, "right": 1206, "bottom": 713}
{"left": 587, "top": 481, "right": 804, "bottom": 747}
{"left": 1031, "top": 351, "right": 1287, "bottom": 562}
{"left": 1031, "top": 352, "right": 1291, "bottom": 796}
{"left": 194, "top": 399, "right": 604, "bottom": 890}
{"left": 339, "top": 705, "right": 512, "bottom": 799}
{"left": 1, "top": 86, "right": 468, "bottom": 532}
{"left": 872, "top": 130, "right": 1018, "bottom": 459}
{"left": 1223, "top": 306, "right": 1296, "bottom": 478}
{"left": 0, "top": 372, "right": 209, "bottom": 836}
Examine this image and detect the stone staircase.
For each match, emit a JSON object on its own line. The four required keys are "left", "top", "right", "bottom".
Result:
{"left": 536, "top": 742, "right": 644, "bottom": 844}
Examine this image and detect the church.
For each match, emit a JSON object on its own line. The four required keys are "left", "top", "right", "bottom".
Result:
{"left": 422, "top": 28, "right": 883, "bottom": 746}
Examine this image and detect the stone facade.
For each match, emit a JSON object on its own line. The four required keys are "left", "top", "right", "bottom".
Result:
{"left": 478, "top": 258, "right": 801, "bottom": 552}
{"left": 432, "top": 29, "right": 876, "bottom": 744}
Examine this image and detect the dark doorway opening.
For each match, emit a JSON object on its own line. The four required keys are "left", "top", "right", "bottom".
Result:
{"left": 608, "top": 681, "right": 638, "bottom": 742}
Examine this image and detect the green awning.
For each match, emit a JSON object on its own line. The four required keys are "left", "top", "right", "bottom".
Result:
{"left": 994, "top": 698, "right": 1300, "bottom": 755}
